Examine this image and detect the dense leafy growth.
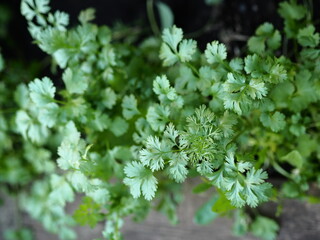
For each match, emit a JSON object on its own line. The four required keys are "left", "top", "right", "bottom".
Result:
{"left": 0, "top": 0, "right": 320, "bottom": 240}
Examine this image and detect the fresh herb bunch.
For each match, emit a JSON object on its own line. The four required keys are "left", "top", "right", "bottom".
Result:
{"left": 0, "top": 0, "right": 319, "bottom": 239}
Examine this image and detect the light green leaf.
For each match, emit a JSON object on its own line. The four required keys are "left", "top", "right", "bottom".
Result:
{"left": 260, "top": 111, "right": 286, "bottom": 132}
{"left": 156, "top": 1, "right": 174, "bottom": 29}
{"left": 153, "top": 75, "right": 177, "bottom": 102}
{"left": 178, "top": 39, "right": 197, "bottom": 62}
{"left": 139, "top": 136, "right": 166, "bottom": 171}
{"left": 205, "top": 41, "right": 227, "bottom": 64}
{"left": 159, "top": 43, "right": 179, "bottom": 66}
{"left": 21, "top": 0, "right": 50, "bottom": 21}
{"left": 28, "top": 77, "right": 56, "bottom": 107}
{"left": 161, "top": 25, "right": 183, "bottom": 51}
{"left": 281, "top": 150, "right": 304, "bottom": 169}
{"left": 62, "top": 68, "right": 88, "bottom": 94}
{"left": 146, "top": 104, "right": 170, "bottom": 132}
{"left": 243, "top": 169, "right": 271, "bottom": 207}
{"left": 212, "top": 191, "right": 236, "bottom": 213}
{"left": 49, "top": 174, "right": 74, "bottom": 206}
{"left": 78, "top": 8, "right": 96, "bottom": 24}
{"left": 123, "top": 161, "right": 158, "bottom": 200}
{"left": 121, "top": 94, "right": 140, "bottom": 120}
{"left": 110, "top": 117, "right": 128, "bottom": 137}
{"left": 48, "top": 10, "right": 69, "bottom": 31}
{"left": 250, "top": 216, "right": 279, "bottom": 240}
{"left": 229, "top": 58, "right": 244, "bottom": 73}
{"left": 102, "top": 87, "right": 117, "bottom": 109}
{"left": 38, "top": 102, "right": 59, "bottom": 128}
{"left": 167, "top": 152, "right": 188, "bottom": 183}
{"left": 73, "top": 197, "right": 103, "bottom": 228}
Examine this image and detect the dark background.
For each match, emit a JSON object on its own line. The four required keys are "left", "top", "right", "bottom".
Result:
{"left": 0, "top": 0, "right": 319, "bottom": 79}
{"left": 0, "top": 0, "right": 284, "bottom": 61}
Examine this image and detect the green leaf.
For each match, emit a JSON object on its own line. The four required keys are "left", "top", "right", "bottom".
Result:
{"left": 67, "top": 171, "right": 90, "bottom": 192}
{"left": 218, "top": 111, "right": 237, "bottom": 138}
{"left": 73, "top": 197, "right": 104, "bottom": 228}
{"left": 47, "top": 10, "right": 69, "bottom": 31}
{"left": 21, "top": 0, "right": 50, "bottom": 21}
{"left": 167, "top": 152, "right": 188, "bottom": 183}
{"left": 15, "top": 110, "right": 49, "bottom": 144}
{"left": 223, "top": 73, "right": 252, "bottom": 115}
{"left": 229, "top": 58, "right": 244, "bottom": 73}
{"left": 260, "top": 111, "right": 286, "bottom": 132}
{"left": 248, "top": 23, "right": 281, "bottom": 54}
{"left": 192, "top": 182, "right": 212, "bottom": 194}
{"left": 62, "top": 68, "right": 88, "bottom": 94}
{"left": 153, "top": 75, "right": 177, "bottom": 103}
{"left": 146, "top": 104, "right": 170, "bottom": 132}
{"left": 175, "top": 65, "right": 197, "bottom": 93}
{"left": 290, "top": 70, "right": 318, "bottom": 112}
{"left": 297, "top": 25, "right": 320, "bottom": 48}
{"left": 297, "top": 135, "right": 318, "bottom": 158}
{"left": 205, "top": 41, "right": 227, "bottom": 64}
{"left": 121, "top": 94, "right": 140, "bottom": 120}
{"left": 281, "top": 181, "right": 300, "bottom": 198}
{"left": 243, "top": 168, "right": 272, "bottom": 207}
{"left": 212, "top": 191, "right": 236, "bottom": 213}
{"left": 225, "top": 180, "right": 245, "bottom": 207}
{"left": 248, "top": 36, "right": 265, "bottom": 54}
{"left": 102, "top": 87, "right": 117, "bottom": 109}
{"left": 159, "top": 26, "right": 196, "bottom": 66}
{"left": 250, "top": 216, "right": 279, "bottom": 240}
{"left": 28, "top": 77, "right": 56, "bottom": 107}
{"left": 4, "top": 228, "right": 34, "bottom": 240}
{"left": 233, "top": 210, "right": 249, "bottom": 236}
{"left": 278, "top": 1, "right": 307, "bottom": 20}
{"left": 161, "top": 25, "right": 183, "bottom": 51}
{"left": 194, "top": 195, "right": 219, "bottom": 225}
{"left": 123, "top": 161, "right": 158, "bottom": 200}
{"left": 210, "top": 152, "right": 271, "bottom": 208}
{"left": 156, "top": 1, "right": 174, "bottom": 29}
{"left": 159, "top": 44, "right": 179, "bottom": 66}
{"left": 38, "top": 102, "right": 59, "bottom": 128}
{"left": 78, "top": 8, "right": 96, "bottom": 24}
{"left": 139, "top": 136, "right": 166, "bottom": 171}
{"left": 281, "top": 150, "right": 304, "bottom": 169}
{"left": 57, "top": 121, "right": 83, "bottom": 170}
{"left": 90, "top": 111, "right": 110, "bottom": 132}
{"left": 247, "top": 79, "right": 268, "bottom": 99}
{"left": 52, "top": 48, "right": 72, "bottom": 69}
{"left": 110, "top": 117, "right": 128, "bottom": 137}
{"left": 86, "top": 179, "right": 110, "bottom": 205}
{"left": 49, "top": 174, "right": 74, "bottom": 206}
{"left": 178, "top": 39, "right": 197, "bottom": 62}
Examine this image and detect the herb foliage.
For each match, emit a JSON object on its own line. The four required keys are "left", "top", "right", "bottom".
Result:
{"left": 0, "top": 0, "right": 320, "bottom": 239}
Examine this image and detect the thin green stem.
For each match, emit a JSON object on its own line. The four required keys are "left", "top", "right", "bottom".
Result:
{"left": 147, "top": 0, "right": 161, "bottom": 37}
{"left": 184, "top": 62, "right": 200, "bottom": 78}
{"left": 271, "top": 160, "right": 292, "bottom": 180}
{"left": 53, "top": 99, "right": 68, "bottom": 105}
{"left": 220, "top": 60, "right": 234, "bottom": 72}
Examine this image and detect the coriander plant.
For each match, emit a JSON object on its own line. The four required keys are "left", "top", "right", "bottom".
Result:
{"left": 0, "top": 0, "right": 319, "bottom": 239}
